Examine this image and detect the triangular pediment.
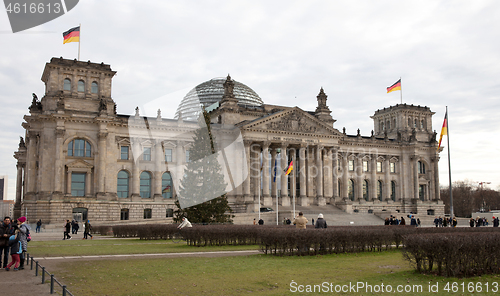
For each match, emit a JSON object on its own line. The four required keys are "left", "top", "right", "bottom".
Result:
{"left": 67, "top": 159, "right": 94, "bottom": 169}
{"left": 241, "top": 107, "right": 342, "bottom": 136}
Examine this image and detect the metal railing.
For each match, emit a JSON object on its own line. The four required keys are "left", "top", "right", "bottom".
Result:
{"left": 26, "top": 253, "right": 75, "bottom": 296}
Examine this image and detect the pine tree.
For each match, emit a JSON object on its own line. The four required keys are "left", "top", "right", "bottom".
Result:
{"left": 174, "top": 108, "right": 233, "bottom": 224}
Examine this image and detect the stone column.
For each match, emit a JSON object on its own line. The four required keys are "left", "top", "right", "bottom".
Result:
{"left": 251, "top": 143, "right": 261, "bottom": 200}
{"left": 271, "top": 147, "right": 278, "bottom": 199}
{"left": 66, "top": 170, "right": 71, "bottom": 194}
{"left": 15, "top": 164, "right": 23, "bottom": 206}
{"left": 299, "top": 145, "right": 307, "bottom": 206}
{"left": 243, "top": 140, "right": 252, "bottom": 202}
{"left": 332, "top": 148, "right": 339, "bottom": 201}
{"left": 26, "top": 132, "right": 38, "bottom": 194}
{"left": 413, "top": 157, "right": 419, "bottom": 200}
{"left": 280, "top": 143, "right": 290, "bottom": 206}
{"left": 356, "top": 155, "right": 363, "bottom": 201}
{"left": 428, "top": 159, "right": 435, "bottom": 201}
{"left": 384, "top": 157, "right": 390, "bottom": 201}
{"left": 262, "top": 142, "right": 272, "bottom": 206}
{"left": 342, "top": 155, "right": 349, "bottom": 200}
{"left": 131, "top": 139, "right": 141, "bottom": 198}
{"left": 316, "top": 146, "right": 325, "bottom": 206}
{"left": 434, "top": 157, "right": 440, "bottom": 200}
{"left": 154, "top": 140, "right": 163, "bottom": 199}
{"left": 54, "top": 128, "right": 65, "bottom": 194}
{"left": 85, "top": 170, "right": 91, "bottom": 197}
{"left": 370, "top": 157, "right": 377, "bottom": 201}
{"left": 324, "top": 148, "right": 333, "bottom": 202}
{"left": 307, "top": 146, "right": 315, "bottom": 198}
{"left": 97, "top": 131, "right": 108, "bottom": 196}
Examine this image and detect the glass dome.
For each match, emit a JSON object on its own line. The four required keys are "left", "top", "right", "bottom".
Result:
{"left": 175, "top": 78, "right": 263, "bottom": 121}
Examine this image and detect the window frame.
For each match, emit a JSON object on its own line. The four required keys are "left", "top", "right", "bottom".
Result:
{"left": 91, "top": 81, "right": 98, "bottom": 94}
{"left": 63, "top": 78, "right": 71, "bottom": 91}
{"left": 68, "top": 139, "right": 91, "bottom": 157}
{"left": 144, "top": 208, "right": 152, "bottom": 219}
{"left": 162, "top": 172, "right": 173, "bottom": 198}
{"left": 117, "top": 170, "right": 129, "bottom": 198}
{"left": 120, "top": 146, "right": 129, "bottom": 160}
{"left": 77, "top": 80, "right": 85, "bottom": 92}
{"left": 143, "top": 147, "right": 152, "bottom": 161}
{"left": 140, "top": 171, "right": 152, "bottom": 198}
{"left": 71, "top": 172, "right": 86, "bottom": 197}
{"left": 120, "top": 209, "right": 129, "bottom": 220}
{"left": 165, "top": 148, "right": 172, "bottom": 162}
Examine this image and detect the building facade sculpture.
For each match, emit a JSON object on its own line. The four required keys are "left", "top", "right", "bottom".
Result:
{"left": 13, "top": 58, "right": 444, "bottom": 224}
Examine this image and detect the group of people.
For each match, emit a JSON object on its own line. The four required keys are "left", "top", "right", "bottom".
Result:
{"left": 64, "top": 219, "right": 93, "bottom": 240}
{"left": 0, "top": 216, "right": 30, "bottom": 271}
{"left": 292, "top": 212, "right": 327, "bottom": 229}
{"left": 385, "top": 215, "right": 420, "bottom": 226}
{"left": 434, "top": 216, "right": 458, "bottom": 227}
{"left": 469, "top": 216, "right": 498, "bottom": 227}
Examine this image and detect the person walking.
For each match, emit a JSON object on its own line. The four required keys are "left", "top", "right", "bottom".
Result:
{"left": 64, "top": 220, "right": 72, "bottom": 240}
{"left": 5, "top": 231, "right": 22, "bottom": 271}
{"left": 35, "top": 219, "right": 42, "bottom": 233}
{"left": 314, "top": 214, "right": 327, "bottom": 228}
{"left": 83, "top": 220, "right": 93, "bottom": 239}
{"left": 17, "top": 216, "right": 30, "bottom": 270}
{"left": 293, "top": 212, "right": 308, "bottom": 229}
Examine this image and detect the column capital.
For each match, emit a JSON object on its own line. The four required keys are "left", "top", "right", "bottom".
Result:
{"left": 262, "top": 141, "right": 271, "bottom": 148}
{"left": 55, "top": 128, "right": 65, "bottom": 137}
{"left": 98, "top": 131, "right": 108, "bottom": 140}
{"left": 280, "top": 142, "right": 289, "bottom": 149}
{"left": 243, "top": 140, "right": 253, "bottom": 147}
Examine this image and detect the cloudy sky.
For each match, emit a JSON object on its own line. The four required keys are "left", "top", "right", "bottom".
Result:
{"left": 1, "top": 0, "right": 499, "bottom": 200}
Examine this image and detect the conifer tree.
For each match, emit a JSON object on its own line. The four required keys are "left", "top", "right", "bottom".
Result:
{"left": 174, "top": 108, "right": 233, "bottom": 224}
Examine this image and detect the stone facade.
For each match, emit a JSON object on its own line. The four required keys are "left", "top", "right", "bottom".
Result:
{"left": 13, "top": 58, "right": 444, "bottom": 225}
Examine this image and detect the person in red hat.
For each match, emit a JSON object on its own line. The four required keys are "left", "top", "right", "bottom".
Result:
{"left": 16, "top": 216, "right": 30, "bottom": 270}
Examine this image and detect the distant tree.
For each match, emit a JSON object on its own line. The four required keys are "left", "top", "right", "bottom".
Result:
{"left": 441, "top": 180, "right": 500, "bottom": 217}
{"left": 173, "top": 108, "right": 233, "bottom": 224}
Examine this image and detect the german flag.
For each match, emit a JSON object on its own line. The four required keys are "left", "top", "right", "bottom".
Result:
{"left": 285, "top": 160, "right": 293, "bottom": 176}
{"left": 63, "top": 26, "right": 80, "bottom": 44}
{"left": 437, "top": 111, "right": 448, "bottom": 150}
{"left": 387, "top": 79, "right": 401, "bottom": 93}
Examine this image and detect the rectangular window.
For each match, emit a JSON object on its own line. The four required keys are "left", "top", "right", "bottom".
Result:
{"left": 363, "top": 160, "right": 369, "bottom": 172}
{"left": 166, "top": 209, "right": 174, "bottom": 218}
{"left": 120, "top": 209, "right": 129, "bottom": 220}
{"left": 143, "top": 147, "right": 151, "bottom": 161}
{"left": 121, "top": 146, "right": 129, "bottom": 160}
{"left": 165, "top": 148, "right": 172, "bottom": 162}
{"left": 348, "top": 160, "right": 354, "bottom": 171}
{"left": 377, "top": 161, "right": 382, "bottom": 172}
{"left": 186, "top": 150, "right": 190, "bottom": 163}
{"left": 71, "top": 173, "right": 86, "bottom": 197}
{"left": 144, "top": 209, "right": 152, "bottom": 219}
{"left": 390, "top": 162, "right": 396, "bottom": 173}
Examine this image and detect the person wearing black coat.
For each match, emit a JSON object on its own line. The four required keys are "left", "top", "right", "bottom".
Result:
{"left": 64, "top": 220, "right": 72, "bottom": 240}
{"left": 315, "top": 214, "right": 327, "bottom": 228}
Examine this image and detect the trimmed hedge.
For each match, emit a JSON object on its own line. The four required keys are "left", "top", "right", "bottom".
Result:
{"left": 403, "top": 232, "right": 500, "bottom": 277}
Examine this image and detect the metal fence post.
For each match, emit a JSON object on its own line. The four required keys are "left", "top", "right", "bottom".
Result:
{"left": 35, "top": 261, "right": 38, "bottom": 276}
{"left": 62, "top": 285, "right": 67, "bottom": 296}
{"left": 30, "top": 257, "right": 34, "bottom": 270}
{"left": 50, "top": 274, "right": 54, "bottom": 294}
{"left": 42, "top": 267, "right": 45, "bottom": 283}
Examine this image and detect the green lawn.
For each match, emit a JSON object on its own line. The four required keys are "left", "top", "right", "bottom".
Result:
{"left": 28, "top": 239, "right": 259, "bottom": 257}
{"left": 46, "top": 248, "right": 500, "bottom": 296}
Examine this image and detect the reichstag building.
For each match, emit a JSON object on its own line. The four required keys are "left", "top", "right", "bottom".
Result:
{"left": 13, "top": 57, "right": 444, "bottom": 224}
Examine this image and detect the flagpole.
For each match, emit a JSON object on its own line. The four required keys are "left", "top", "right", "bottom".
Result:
{"left": 400, "top": 77, "right": 402, "bottom": 104}
{"left": 446, "top": 106, "right": 453, "bottom": 218}
{"left": 258, "top": 153, "right": 261, "bottom": 221}
{"left": 78, "top": 23, "right": 81, "bottom": 61}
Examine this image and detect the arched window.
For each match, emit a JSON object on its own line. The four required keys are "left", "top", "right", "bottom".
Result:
{"left": 348, "top": 179, "right": 355, "bottom": 201}
{"left": 68, "top": 139, "right": 91, "bottom": 157}
{"left": 420, "top": 120, "right": 425, "bottom": 129}
{"left": 391, "top": 181, "right": 396, "bottom": 201}
{"left": 377, "top": 180, "right": 383, "bottom": 201}
{"left": 140, "top": 171, "right": 152, "bottom": 198}
{"left": 408, "top": 117, "right": 412, "bottom": 127}
{"left": 162, "top": 172, "right": 173, "bottom": 198}
{"left": 63, "top": 78, "right": 71, "bottom": 91}
{"left": 386, "top": 120, "right": 390, "bottom": 130}
{"left": 78, "top": 80, "right": 85, "bottom": 92}
{"left": 91, "top": 81, "right": 98, "bottom": 94}
{"left": 414, "top": 119, "right": 418, "bottom": 128}
{"left": 381, "top": 122, "right": 384, "bottom": 131}
{"left": 117, "top": 170, "right": 129, "bottom": 198}
{"left": 363, "top": 180, "right": 369, "bottom": 201}
{"left": 418, "top": 161, "right": 425, "bottom": 174}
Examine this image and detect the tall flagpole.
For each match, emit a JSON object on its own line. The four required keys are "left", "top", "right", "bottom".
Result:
{"left": 78, "top": 23, "right": 81, "bottom": 61}
{"left": 400, "top": 77, "right": 403, "bottom": 104}
{"left": 446, "top": 106, "right": 453, "bottom": 218}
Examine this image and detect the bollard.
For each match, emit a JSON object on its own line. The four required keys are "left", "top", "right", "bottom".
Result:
{"left": 50, "top": 274, "right": 54, "bottom": 294}
{"left": 62, "top": 285, "right": 67, "bottom": 296}
{"left": 42, "top": 267, "right": 45, "bottom": 283}
{"left": 31, "top": 257, "right": 34, "bottom": 270}
{"left": 35, "top": 261, "right": 38, "bottom": 276}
